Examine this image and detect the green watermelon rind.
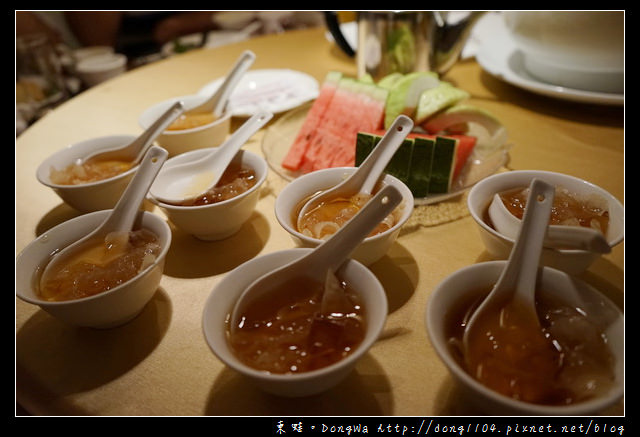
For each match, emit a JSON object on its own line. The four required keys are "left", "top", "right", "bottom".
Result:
{"left": 373, "top": 134, "right": 414, "bottom": 185}
{"left": 355, "top": 132, "right": 374, "bottom": 167}
{"left": 408, "top": 136, "right": 435, "bottom": 198}
{"left": 428, "top": 136, "right": 458, "bottom": 194}
{"left": 355, "top": 132, "right": 467, "bottom": 197}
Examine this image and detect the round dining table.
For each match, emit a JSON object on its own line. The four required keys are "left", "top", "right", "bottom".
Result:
{"left": 15, "top": 24, "right": 624, "bottom": 417}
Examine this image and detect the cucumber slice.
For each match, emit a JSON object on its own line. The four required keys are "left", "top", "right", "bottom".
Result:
{"left": 377, "top": 72, "right": 403, "bottom": 89}
{"left": 415, "top": 82, "right": 470, "bottom": 125}
{"left": 384, "top": 71, "right": 439, "bottom": 129}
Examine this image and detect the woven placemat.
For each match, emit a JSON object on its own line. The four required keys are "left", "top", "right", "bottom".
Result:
{"left": 405, "top": 192, "right": 471, "bottom": 229}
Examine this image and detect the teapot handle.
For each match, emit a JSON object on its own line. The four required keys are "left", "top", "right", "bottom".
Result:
{"left": 324, "top": 11, "right": 355, "bottom": 57}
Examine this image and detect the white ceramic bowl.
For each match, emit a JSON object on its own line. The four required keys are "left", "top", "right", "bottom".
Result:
{"left": 426, "top": 260, "right": 624, "bottom": 416}
{"left": 467, "top": 170, "right": 624, "bottom": 274}
{"left": 37, "top": 135, "right": 141, "bottom": 213}
{"left": 503, "top": 11, "right": 624, "bottom": 93}
{"left": 202, "top": 248, "right": 388, "bottom": 397}
{"left": 16, "top": 210, "right": 171, "bottom": 329}
{"left": 149, "top": 147, "right": 267, "bottom": 241}
{"left": 275, "top": 167, "right": 414, "bottom": 265}
{"left": 138, "top": 94, "right": 232, "bottom": 157}
{"left": 76, "top": 53, "right": 127, "bottom": 87}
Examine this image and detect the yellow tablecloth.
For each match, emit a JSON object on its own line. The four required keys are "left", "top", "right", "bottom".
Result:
{"left": 15, "top": 26, "right": 624, "bottom": 416}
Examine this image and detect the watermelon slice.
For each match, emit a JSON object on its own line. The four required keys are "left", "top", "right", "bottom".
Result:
{"left": 285, "top": 74, "right": 388, "bottom": 173}
{"left": 429, "top": 136, "right": 458, "bottom": 194}
{"left": 355, "top": 132, "right": 414, "bottom": 185}
{"left": 452, "top": 136, "right": 476, "bottom": 181}
{"left": 356, "top": 129, "right": 477, "bottom": 197}
{"left": 408, "top": 136, "right": 435, "bottom": 197}
{"left": 281, "top": 71, "right": 342, "bottom": 171}
{"left": 367, "top": 129, "right": 476, "bottom": 181}
{"left": 355, "top": 132, "right": 374, "bottom": 166}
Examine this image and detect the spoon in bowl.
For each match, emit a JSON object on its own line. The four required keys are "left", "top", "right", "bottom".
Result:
{"left": 186, "top": 50, "right": 255, "bottom": 117}
{"left": 488, "top": 191, "right": 610, "bottom": 253}
{"left": 462, "top": 179, "right": 556, "bottom": 374}
{"left": 149, "top": 109, "right": 273, "bottom": 205}
{"left": 39, "top": 145, "right": 169, "bottom": 289}
{"left": 296, "top": 115, "right": 413, "bottom": 230}
{"left": 230, "top": 184, "right": 403, "bottom": 333}
{"left": 82, "top": 101, "right": 184, "bottom": 165}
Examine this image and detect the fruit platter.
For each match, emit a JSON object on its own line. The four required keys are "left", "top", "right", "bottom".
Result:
{"left": 262, "top": 70, "right": 511, "bottom": 205}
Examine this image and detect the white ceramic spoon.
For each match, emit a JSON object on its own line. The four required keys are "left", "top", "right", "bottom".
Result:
{"left": 296, "top": 115, "right": 413, "bottom": 230}
{"left": 229, "top": 184, "right": 403, "bottom": 333}
{"left": 186, "top": 50, "right": 255, "bottom": 117}
{"left": 39, "top": 145, "right": 169, "bottom": 288}
{"left": 463, "top": 178, "right": 555, "bottom": 355}
{"left": 149, "top": 109, "right": 272, "bottom": 204}
{"left": 82, "top": 101, "right": 183, "bottom": 165}
{"left": 488, "top": 191, "right": 610, "bottom": 253}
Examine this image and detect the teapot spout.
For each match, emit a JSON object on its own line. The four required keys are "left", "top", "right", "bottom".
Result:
{"left": 432, "top": 11, "right": 486, "bottom": 75}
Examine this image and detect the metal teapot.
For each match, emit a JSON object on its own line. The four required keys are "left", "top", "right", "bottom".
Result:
{"left": 325, "top": 11, "right": 486, "bottom": 80}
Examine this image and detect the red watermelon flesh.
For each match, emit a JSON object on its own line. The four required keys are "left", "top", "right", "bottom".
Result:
{"left": 451, "top": 136, "right": 476, "bottom": 180}
{"left": 281, "top": 72, "right": 341, "bottom": 171}
{"left": 369, "top": 129, "right": 476, "bottom": 180}
{"left": 305, "top": 86, "right": 353, "bottom": 171}
{"left": 282, "top": 74, "right": 388, "bottom": 173}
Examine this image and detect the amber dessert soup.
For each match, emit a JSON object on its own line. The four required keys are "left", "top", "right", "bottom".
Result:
{"left": 228, "top": 271, "right": 367, "bottom": 374}
{"left": 295, "top": 192, "right": 401, "bottom": 240}
{"left": 166, "top": 111, "right": 217, "bottom": 131}
{"left": 446, "top": 289, "right": 616, "bottom": 406}
{"left": 38, "top": 229, "right": 161, "bottom": 302}
{"left": 50, "top": 158, "right": 133, "bottom": 185}
{"left": 498, "top": 186, "right": 609, "bottom": 235}
{"left": 165, "top": 162, "right": 257, "bottom": 206}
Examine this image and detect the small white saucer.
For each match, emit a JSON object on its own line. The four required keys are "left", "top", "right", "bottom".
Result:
{"left": 198, "top": 69, "right": 319, "bottom": 117}
{"left": 476, "top": 18, "right": 624, "bottom": 106}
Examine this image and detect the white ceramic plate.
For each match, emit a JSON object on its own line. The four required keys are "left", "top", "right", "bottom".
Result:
{"left": 197, "top": 69, "right": 319, "bottom": 117}
{"left": 475, "top": 17, "right": 623, "bottom": 106}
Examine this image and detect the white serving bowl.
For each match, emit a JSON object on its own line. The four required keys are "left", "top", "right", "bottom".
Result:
{"left": 76, "top": 52, "right": 127, "bottom": 87}
{"left": 37, "top": 135, "right": 141, "bottom": 213}
{"left": 274, "top": 167, "right": 414, "bottom": 265}
{"left": 149, "top": 147, "right": 267, "bottom": 241}
{"left": 138, "top": 94, "right": 231, "bottom": 156}
{"left": 426, "top": 260, "right": 624, "bottom": 416}
{"left": 503, "top": 11, "right": 623, "bottom": 93}
{"left": 16, "top": 210, "right": 171, "bottom": 329}
{"left": 467, "top": 170, "right": 624, "bottom": 274}
{"left": 202, "top": 248, "right": 388, "bottom": 397}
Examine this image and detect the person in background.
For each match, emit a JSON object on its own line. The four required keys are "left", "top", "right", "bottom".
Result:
{"left": 19, "top": 11, "right": 325, "bottom": 59}
{"left": 64, "top": 11, "right": 219, "bottom": 59}
{"left": 16, "top": 11, "right": 75, "bottom": 46}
